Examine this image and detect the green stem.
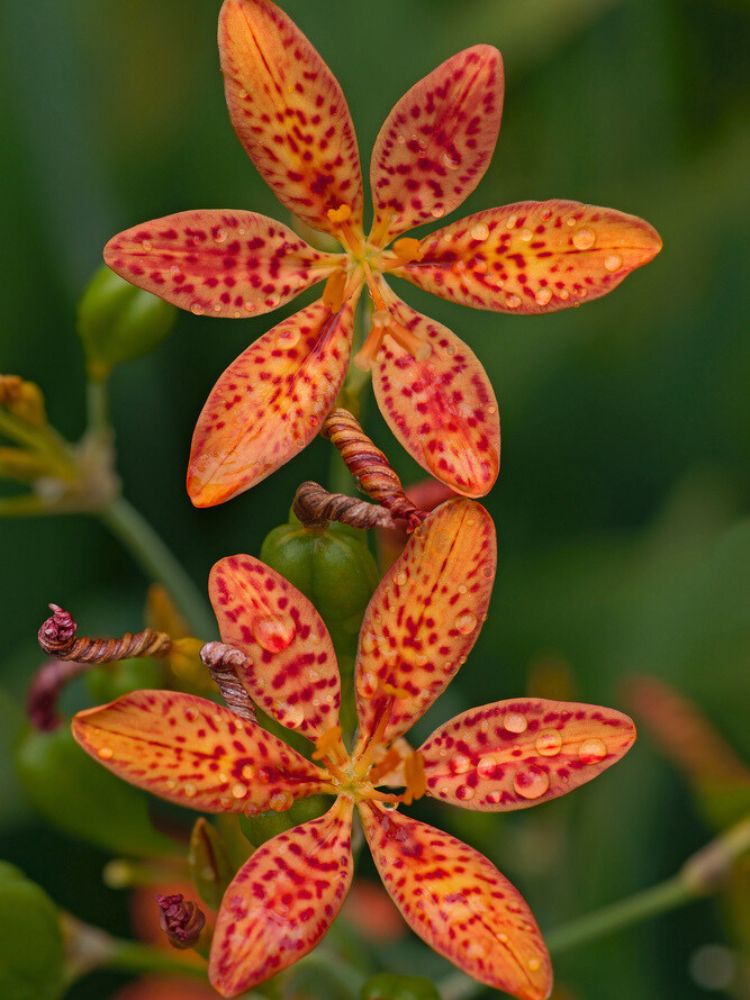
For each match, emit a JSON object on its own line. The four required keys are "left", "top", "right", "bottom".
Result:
{"left": 440, "top": 814, "right": 750, "bottom": 1000}
{"left": 86, "top": 377, "right": 110, "bottom": 438}
{"left": 99, "top": 496, "right": 215, "bottom": 638}
{"left": 104, "top": 938, "right": 207, "bottom": 979}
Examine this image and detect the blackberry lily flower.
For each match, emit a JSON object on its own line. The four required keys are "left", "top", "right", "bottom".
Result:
{"left": 104, "top": 0, "right": 662, "bottom": 507}
{"left": 73, "top": 499, "right": 637, "bottom": 998}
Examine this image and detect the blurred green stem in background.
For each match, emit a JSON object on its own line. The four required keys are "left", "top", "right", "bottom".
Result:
{"left": 98, "top": 496, "right": 214, "bottom": 640}
{"left": 441, "top": 814, "right": 750, "bottom": 1000}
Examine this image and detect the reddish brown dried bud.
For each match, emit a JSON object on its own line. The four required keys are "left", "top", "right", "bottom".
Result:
{"left": 157, "top": 893, "right": 206, "bottom": 950}
{"left": 26, "top": 658, "right": 88, "bottom": 732}
{"left": 292, "top": 481, "right": 398, "bottom": 532}
{"left": 38, "top": 604, "right": 77, "bottom": 651}
{"left": 200, "top": 642, "right": 256, "bottom": 723}
{"left": 37, "top": 603, "right": 172, "bottom": 663}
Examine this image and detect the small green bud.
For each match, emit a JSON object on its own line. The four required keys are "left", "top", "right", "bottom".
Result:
{"left": 0, "top": 863, "right": 64, "bottom": 1000}
{"left": 261, "top": 516, "right": 379, "bottom": 649}
{"left": 361, "top": 972, "right": 440, "bottom": 1000}
{"left": 85, "top": 656, "right": 165, "bottom": 703}
{"left": 15, "top": 726, "right": 177, "bottom": 858}
{"left": 77, "top": 267, "right": 177, "bottom": 380}
{"left": 188, "top": 818, "right": 234, "bottom": 909}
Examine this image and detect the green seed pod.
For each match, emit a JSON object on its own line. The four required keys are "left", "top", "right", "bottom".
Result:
{"left": 361, "top": 972, "right": 440, "bottom": 1000}
{"left": 77, "top": 266, "right": 177, "bottom": 380}
{"left": 261, "top": 513, "right": 379, "bottom": 651}
{"left": 85, "top": 656, "right": 165, "bottom": 704}
{"left": 15, "top": 725, "right": 177, "bottom": 858}
{"left": 0, "top": 863, "right": 64, "bottom": 1000}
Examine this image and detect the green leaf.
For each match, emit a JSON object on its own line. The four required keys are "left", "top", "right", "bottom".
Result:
{"left": 0, "top": 863, "right": 64, "bottom": 1000}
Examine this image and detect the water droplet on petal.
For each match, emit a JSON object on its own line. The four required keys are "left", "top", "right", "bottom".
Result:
{"left": 578, "top": 738, "right": 607, "bottom": 764}
{"left": 231, "top": 782, "right": 247, "bottom": 799}
{"left": 572, "top": 227, "right": 596, "bottom": 250}
{"left": 528, "top": 958, "right": 542, "bottom": 972}
{"left": 214, "top": 228, "right": 227, "bottom": 244}
{"left": 456, "top": 784, "right": 476, "bottom": 801}
{"left": 142, "top": 239, "right": 153, "bottom": 251}
{"left": 190, "top": 302, "right": 204, "bottom": 316}
{"left": 566, "top": 215, "right": 578, "bottom": 227}
{"left": 358, "top": 670, "right": 378, "bottom": 697}
{"left": 395, "top": 571, "right": 408, "bottom": 587}
{"left": 604, "top": 253, "right": 623, "bottom": 272}
{"left": 559, "top": 288, "right": 570, "bottom": 301}
{"left": 442, "top": 151, "right": 460, "bottom": 170}
{"left": 535, "top": 287, "right": 553, "bottom": 306}
{"left": 252, "top": 613, "right": 296, "bottom": 652}
{"left": 519, "top": 228, "right": 533, "bottom": 242}
{"left": 270, "top": 790, "right": 293, "bottom": 812}
{"left": 455, "top": 611, "right": 478, "bottom": 635}
{"left": 513, "top": 766, "right": 550, "bottom": 800}
{"left": 277, "top": 327, "right": 300, "bottom": 348}
{"left": 503, "top": 712, "right": 528, "bottom": 734}
{"left": 97, "top": 746, "right": 113, "bottom": 760}
{"left": 505, "top": 214, "right": 518, "bottom": 230}
{"left": 536, "top": 729, "right": 563, "bottom": 756}
{"left": 277, "top": 701, "right": 305, "bottom": 729}
{"left": 450, "top": 753, "right": 473, "bottom": 775}
{"left": 505, "top": 294, "right": 522, "bottom": 309}
{"left": 470, "top": 222, "right": 490, "bottom": 242}
{"left": 184, "top": 782, "right": 197, "bottom": 798}
{"left": 431, "top": 206, "right": 445, "bottom": 219}
{"left": 477, "top": 755, "right": 498, "bottom": 778}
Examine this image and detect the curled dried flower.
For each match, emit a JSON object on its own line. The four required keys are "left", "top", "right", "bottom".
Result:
{"left": 292, "top": 481, "right": 398, "bottom": 532}
{"left": 157, "top": 893, "right": 206, "bottom": 950}
{"left": 37, "top": 604, "right": 172, "bottom": 663}
{"left": 200, "top": 642, "right": 256, "bottom": 722}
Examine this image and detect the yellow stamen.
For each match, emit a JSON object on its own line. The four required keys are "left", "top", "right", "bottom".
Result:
{"left": 368, "top": 746, "right": 403, "bottom": 785}
{"left": 313, "top": 724, "right": 348, "bottom": 767}
{"left": 382, "top": 682, "right": 410, "bottom": 700}
{"left": 402, "top": 750, "right": 427, "bottom": 805}
{"left": 392, "top": 237, "right": 424, "bottom": 264}
{"left": 322, "top": 269, "right": 348, "bottom": 312}
{"left": 327, "top": 204, "right": 352, "bottom": 225}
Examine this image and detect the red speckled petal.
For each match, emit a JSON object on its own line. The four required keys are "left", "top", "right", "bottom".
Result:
{"left": 188, "top": 296, "right": 357, "bottom": 507}
{"left": 372, "top": 295, "right": 499, "bottom": 498}
{"left": 219, "top": 0, "right": 363, "bottom": 237}
{"left": 360, "top": 803, "right": 551, "bottom": 1000}
{"left": 209, "top": 798, "right": 353, "bottom": 996}
{"left": 353, "top": 498, "right": 496, "bottom": 754}
{"left": 392, "top": 201, "right": 662, "bottom": 312}
{"left": 71, "top": 691, "right": 331, "bottom": 814}
{"left": 209, "top": 555, "right": 340, "bottom": 739}
{"left": 370, "top": 46, "right": 503, "bottom": 246}
{"left": 104, "top": 211, "right": 341, "bottom": 318}
{"left": 419, "top": 699, "right": 636, "bottom": 811}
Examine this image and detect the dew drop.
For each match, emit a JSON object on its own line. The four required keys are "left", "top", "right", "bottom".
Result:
{"left": 190, "top": 302, "right": 204, "bottom": 316}
{"left": 477, "top": 755, "right": 498, "bottom": 778}
{"left": 503, "top": 712, "right": 528, "bottom": 734}
{"left": 450, "top": 753, "right": 472, "bottom": 775}
{"left": 578, "top": 738, "right": 607, "bottom": 764}
{"left": 142, "top": 239, "right": 153, "bottom": 251}
{"left": 498, "top": 932, "right": 509, "bottom": 944}
{"left": 488, "top": 405, "right": 497, "bottom": 415}
{"left": 277, "top": 701, "right": 305, "bottom": 729}
{"left": 505, "top": 214, "right": 518, "bottom": 230}
{"left": 566, "top": 215, "right": 578, "bottom": 227}
{"left": 513, "top": 766, "right": 550, "bottom": 800}
{"left": 277, "top": 327, "right": 300, "bottom": 348}
{"left": 252, "top": 612, "right": 296, "bottom": 652}
{"left": 442, "top": 151, "right": 460, "bottom": 170}
{"left": 535, "top": 287, "right": 553, "bottom": 306}
{"left": 231, "top": 782, "right": 247, "bottom": 799}
{"left": 486, "top": 790, "right": 503, "bottom": 804}
{"left": 213, "top": 303, "right": 222, "bottom": 313}
{"left": 456, "top": 785, "right": 476, "bottom": 801}
{"left": 358, "top": 670, "right": 378, "bottom": 697}
{"left": 604, "top": 253, "right": 623, "bottom": 272}
{"left": 535, "top": 729, "right": 563, "bottom": 757}
{"left": 455, "top": 611, "right": 478, "bottom": 635}
{"left": 242, "top": 764, "right": 255, "bottom": 781}
{"left": 572, "top": 227, "right": 596, "bottom": 250}
{"left": 470, "top": 222, "right": 490, "bottom": 242}
{"left": 270, "top": 790, "right": 293, "bottom": 812}
{"left": 458, "top": 584, "right": 467, "bottom": 595}
{"left": 559, "top": 288, "right": 570, "bottom": 301}
{"left": 505, "top": 294, "right": 522, "bottom": 309}
{"left": 528, "top": 958, "right": 542, "bottom": 973}
{"left": 431, "top": 207, "right": 445, "bottom": 219}
{"left": 184, "top": 782, "right": 197, "bottom": 798}
{"left": 396, "top": 571, "right": 408, "bottom": 587}
{"left": 267, "top": 295, "right": 280, "bottom": 308}
{"left": 519, "top": 228, "right": 533, "bottom": 242}
{"left": 97, "top": 746, "right": 113, "bottom": 760}
{"left": 214, "top": 228, "right": 227, "bottom": 244}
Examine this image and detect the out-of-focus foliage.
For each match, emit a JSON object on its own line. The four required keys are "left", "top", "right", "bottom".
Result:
{"left": 1, "top": 0, "right": 748, "bottom": 998}
{"left": 0, "top": 862, "right": 64, "bottom": 1000}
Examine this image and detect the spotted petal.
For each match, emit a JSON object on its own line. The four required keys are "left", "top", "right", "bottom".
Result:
{"left": 209, "top": 798, "right": 353, "bottom": 996}
{"left": 369, "top": 46, "right": 503, "bottom": 247}
{"left": 419, "top": 698, "right": 636, "bottom": 811}
{"left": 209, "top": 555, "right": 340, "bottom": 740}
{"left": 372, "top": 295, "right": 499, "bottom": 497}
{"left": 104, "top": 211, "right": 341, "bottom": 318}
{"left": 353, "top": 498, "right": 496, "bottom": 755}
{"left": 360, "top": 803, "right": 551, "bottom": 1000}
{"left": 219, "top": 0, "right": 363, "bottom": 237}
{"left": 188, "top": 296, "right": 357, "bottom": 507}
{"left": 72, "top": 691, "right": 331, "bottom": 814}
{"left": 392, "top": 201, "right": 662, "bottom": 312}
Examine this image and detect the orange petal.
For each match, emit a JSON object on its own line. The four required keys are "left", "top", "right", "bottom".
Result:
{"left": 419, "top": 699, "right": 636, "bottom": 810}
{"left": 209, "top": 555, "right": 340, "bottom": 740}
{"left": 104, "top": 211, "right": 341, "bottom": 317}
{"left": 188, "top": 296, "right": 357, "bottom": 507}
{"left": 372, "top": 295, "right": 499, "bottom": 498}
{"left": 360, "top": 803, "right": 551, "bottom": 1000}
{"left": 393, "top": 201, "right": 662, "bottom": 312}
{"left": 369, "top": 46, "right": 503, "bottom": 247}
{"left": 353, "top": 498, "right": 496, "bottom": 755}
{"left": 72, "top": 691, "right": 330, "bottom": 814}
{"left": 209, "top": 798, "right": 353, "bottom": 996}
{"left": 219, "top": 0, "right": 363, "bottom": 238}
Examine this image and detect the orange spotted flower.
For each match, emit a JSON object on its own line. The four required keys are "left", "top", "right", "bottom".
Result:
{"left": 72, "top": 498, "right": 636, "bottom": 999}
{"left": 104, "top": 0, "right": 662, "bottom": 508}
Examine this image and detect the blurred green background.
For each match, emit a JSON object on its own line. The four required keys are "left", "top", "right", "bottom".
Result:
{"left": 1, "top": 0, "right": 749, "bottom": 997}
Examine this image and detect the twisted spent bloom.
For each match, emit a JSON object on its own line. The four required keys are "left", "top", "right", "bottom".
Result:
{"left": 72, "top": 497, "right": 636, "bottom": 999}
{"left": 104, "top": 0, "right": 662, "bottom": 508}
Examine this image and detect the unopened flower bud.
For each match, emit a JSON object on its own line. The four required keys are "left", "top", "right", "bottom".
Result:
{"left": 0, "top": 375, "right": 47, "bottom": 426}
{"left": 156, "top": 893, "right": 206, "bottom": 950}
